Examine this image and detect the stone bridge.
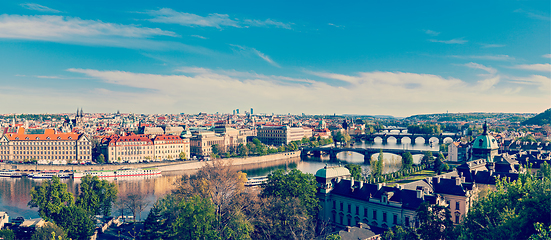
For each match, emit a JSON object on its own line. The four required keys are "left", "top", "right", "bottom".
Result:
{"left": 356, "top": 133, "right": 461, "bottom": 145}
{"left": 301, "top": 147, "right": 441, "bottom": 162}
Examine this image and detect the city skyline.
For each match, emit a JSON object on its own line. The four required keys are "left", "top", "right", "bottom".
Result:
{"left": 0, "top": 1, "right": 549, "bottom": 117}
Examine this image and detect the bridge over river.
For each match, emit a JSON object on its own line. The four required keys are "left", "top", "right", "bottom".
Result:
{"left": 355, "top": 133, "right": 461, "bottom": 145}
{"left": 301, "top": 146, "right": 441, "bottom": 162}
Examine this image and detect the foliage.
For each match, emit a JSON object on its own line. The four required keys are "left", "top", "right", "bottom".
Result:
{"left": 251, "top": 196, "right": 314, "bottom": 240}
{"left": 522, "top": 108, "right": 551, "bottom": 126}
{"left": 382, "top": 226, "right": 418, "bottom": 240}
{"left": 459, "top": 171, "right": 551, "bottom": 240}
{"left": 421, "top": 151, "right": 434, "bottom": 167}
{"left": 369, "top": 152, "right": 385, "bottom": 180}
{"left": 55, "top": 206, "right": 95, "bottom": 240}
{"left": 434, "top": 153, "right": 445, "bottom": 174}
{"left": 416, "top": 202, "right": 457, "bottom": 240}
{"left": 407, "top": 124, "right": 442, "bottom": 134}
{"left": 171, "top": 195, "right": 223, "bottom": 240}
{"left": 120, "top": 193, "right": 150, "bottom": 221}
{"left": 76, "top": 175, "right": 118, "bottom": 216}
{"left": 31, "top": 222, "right": 68, "bottom": 240}
{"left": 179, "top": 152, "right": 187, "bottom": 160}
{"left": 332, "top": 131, "right": 351, "bottom": 145}
{"left": 0, "top": 229, "right": 14, "bottom": 240}
{"left": 262, "top": 169, "right": 320, "bottom": 217}
{"left": 345, "top": 163, "right": 362, "bottom": 181}
{"left": 528, "top": 222, "right": 551, "bottom": 240}
{"left": 401, "top": 152, "right": 413, "bottom": 170}
{"left": 96, "top": 154, "right": 105, "bottom": 164}
{"left": 326, "top": 234, "right": 342, "bottom": 240}
{"left": 28, "top": 176, "right": 75, "bottom": 221}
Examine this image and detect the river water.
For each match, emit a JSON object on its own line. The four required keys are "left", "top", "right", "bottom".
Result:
{"left": 0, "top": 137, "right": 440, "bottom": 220}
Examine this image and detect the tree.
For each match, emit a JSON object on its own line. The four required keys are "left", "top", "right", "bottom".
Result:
{"left": 434, "top": 153, "right": 445, "bottom": 174}
{"left": 0, "top": 229, "right": 14, "bottom": 240}
{"left": 171, "top": 196, "right": 221, "bottom": 240}
{"left": 326, "top": 234, "right": 342, "bottom": 240}
{"left": 345, "top": 164, "right": 362, "bottom": 181}
{"left": 121, "top": 193, "right": 150, "bottom": 222}
{"left": 179, "top": 152, "right": 187, "bottom": 160}
{"left": 238, "top": 144, "right": 249, "bottom": 157}
{"left": 96, "top": 154, "right": 105, "bottom": 164}
{"left": 416, "top": 202, "right": 456, "bottom": 240}
{"left": 251, "top": 197, "right": 314, "bottom": 240}
{"left": 76, "top": 175, "right": 118, "bottom": 216}
{"left": 401, "top": 152, "right": 414, "bottom": 170}
{"left": 382, "top": 226, "right": 418, "bottom": 240}
{"left": 459, "top": 171, "right": 551, "bottom": 240}
{"left": 28, "top": 176, "right": 74, "bottom": 221}
{"left": 31, "top": 222, "right": 68, "bottom": 240}
{"left": 262, "top": 169, "right": 319, "bottom": 217}
{"left": 421, "top": 151, "right": 434, "bottom": 167}
{"left": 55, "top": 206, "right": 95, "bottom": 240}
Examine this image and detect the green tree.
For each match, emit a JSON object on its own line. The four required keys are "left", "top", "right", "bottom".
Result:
{"left": 434, "top": 153, "right": 445, "bottom": 174}
{"left": 179, "top": 152, "right": 187, "bottom": 160}
{"left": 326, "top": 234, "right": 342, "bottom": 240}
{"left": 421, "top": 151, "right": 434, "bottom": 167}
{"left": 345, "top": 163, "right": 362, "bottom": 181}
{"left": 401, "top": 152, "right": 414, "bottom": 170}
{"left": 96, "top": 154, "right": 105, "bottom": 164}
{"left": 251, "top": 196, "right": 314, "bottom": 240}
{"left": 0, "top": 229, "right": 14, "bottom": 240}
{"left": 383, "top": 226, "right": 418, "bottom": 240}
{"left": 171, "top": 196, "right": 221, "bottom": 240}
{"left": 76, "top": 175, "right": 118, "bottom": 216}
{"left": 28, "top": 176, "right": 75, "bottom": 221}
{"left": 377, "top": 150, "right": 385, "bottom": 175}
{"left": 459, "top": 171, "right": 551, "bottom": 240}
{"left": 55, "top": 206, "right": 95, "bottom": 240}
{"left": 262, "top": 169, "right": 319, "bottom": 217}
{"left": 31, "top": 222, "right": 68, "bottom": 240}
{"left": 416, "top": 202, "right": 456, "bottom": 240}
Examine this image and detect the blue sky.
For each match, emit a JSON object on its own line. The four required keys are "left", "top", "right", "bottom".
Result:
{"left": 0, "top": 1, "right": 549, "bottom": 117}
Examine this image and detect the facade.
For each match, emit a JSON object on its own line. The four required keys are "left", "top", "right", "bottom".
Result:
{"left": 471, "top": 122, "right": 499, "bottom": 161}
{"left": 316, "top": 166, "right": 446, "bottom": 230}
{"left": 100, "top": 134, "right": 154, "bottom": 163}
{"left": 0, "top": 127, "right": 92, "bottom": 163}
{"left": 448, "top": 142, "right": 471, "bottom": 162}
{"left": 152, "top": 134, "right": 190, "bottom": 160}
{"left": 257, "top": 125, "right": 313, "bottom": 145}
{"left": 0, "top": 212, "right": 8, "bottom": 229}
{"left": 190, "top": 131, "right": 226, "bottom": 157}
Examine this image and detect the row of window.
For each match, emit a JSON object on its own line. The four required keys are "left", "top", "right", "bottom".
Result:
{"left": 332, "top": 201, "right": 405, "bottom": 226}
{"left": 4, "top": 141, "right": 89, "bottom": 146}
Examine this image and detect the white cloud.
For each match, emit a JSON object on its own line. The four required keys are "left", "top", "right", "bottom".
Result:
{"left": 481, "top": 44, "right": 506, "bottom": 48}
{"left": 463, "top": 62, "right": 497, "bottom": 75}
{"left": 514, "top": 9, "right": 551, "bottom": 21}
{"left": 510, "top": 63, "right": 551, "bottom": 72}
{"left": 424, "top": 29, "right": 440, "bottom": 36}
{"left": 507, "top": 75, "right": 551, "bottom": 92}
{"left": 328, "top": 23, "right": 344, "bottom": 28}
{"left": 20, "top": 3, "right": 60, "bottom": 13}
{"left": 230, "top": 44, "right": 280, "bottom": 67}
{"left": 543, "top": 54, "right": 551, "bottom": 58}
{"left": 144, "top": 8, "right": 292, "bottom": 30}
{"left": 450, "top": 54, "right": 515, "bottom": 61}
{"left": 58, "top": 67, "right": 549, "bottom": 116}
{"left": 191, "top": 35, "right": 207, "bottom": 39}
{"left": 429, "top": 38, "right": 467, "bottom": 44}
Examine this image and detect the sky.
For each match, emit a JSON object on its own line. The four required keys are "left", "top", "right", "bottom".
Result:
{"left": 0, "top": 1, "right": 549, "bottom": 117}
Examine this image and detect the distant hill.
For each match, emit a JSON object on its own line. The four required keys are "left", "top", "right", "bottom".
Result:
{"left": 404, "top": 112, "right": 532, "bottom": 122}
{"left": 522, "top": 108, "right": 551, "bottom": 126}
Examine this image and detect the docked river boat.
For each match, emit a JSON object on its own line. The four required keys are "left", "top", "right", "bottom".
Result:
{"left": 73, "top": 168, "right": 161, "bottom": 178}
{"left": 0, "top": 170, "right": 23, "bottom": 178}
{"left": 29, "top": 170, "right": 71, "bottom": 179}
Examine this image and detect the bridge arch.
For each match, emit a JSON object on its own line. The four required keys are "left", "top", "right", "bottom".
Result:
{"left": 442, "top": 137, "right": 455, "bottom": 144}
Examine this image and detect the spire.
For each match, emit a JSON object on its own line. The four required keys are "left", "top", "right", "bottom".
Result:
{"left": 483, "top": 120, "right": 488, "bottom": 135}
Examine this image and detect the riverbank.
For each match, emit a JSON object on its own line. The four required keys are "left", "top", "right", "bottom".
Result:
{"left": 0, "top": 151, "right": 301, "bottom": 173}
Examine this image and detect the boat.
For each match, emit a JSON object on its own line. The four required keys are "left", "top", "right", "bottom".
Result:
{"left": 245, "top": 176, "right": 268, "bottom": 187}
{"left": 29, "top": 170, "right": 71, "bottom": 179}
{"left": 0, "top": 170, "right": 23, "bottom": 178}
{"left": 72, "top": 168, "right": 161, "bottom": 178}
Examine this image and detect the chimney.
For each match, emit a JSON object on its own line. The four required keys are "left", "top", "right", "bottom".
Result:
{"left": 346, "top": 226, "right": 352, "bottom": 232}
{"left": 456, "top": 177, "right": 461, "bottom": 185}
{"left": 350, "top": 177, "right": 354, "bottom": 189}
{"left": 357, "top": 222, "right": 363, "bottom": 229}
{"left": 377, "top": 183, "right": 383, "bottom": 190}
{"left": 416, "top": 189, "right": 424, "bottom": 199}
{"left": 359, "top": 181, "right": 363, "bottom": 189}
{"left": 432, "top": 176, "right": 440, "bottom": 184}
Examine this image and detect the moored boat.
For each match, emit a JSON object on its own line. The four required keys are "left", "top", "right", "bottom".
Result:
{"left": 245, "top": 176, "right": 268, "bottom": 187}
{"left": 29, "top": 170, "right": 71, "bottom": 179}
{"left": 0, "top": 170, "right": 23, "bottom": 178}
{"left": 73, "top": 168, "right": 161, "bottom": 178}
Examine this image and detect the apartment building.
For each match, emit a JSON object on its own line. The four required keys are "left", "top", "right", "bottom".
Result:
{"left": 100, "top": 134, "right": 154, "bottom": 163}
{"left": 152, "top": 134, "right": 190, "bottom": 160}
{"left": 0, "top": 127, "right": 92, "bottom": 163}
{"left": 256, "top": 125, "right": 312, "bottom": 145}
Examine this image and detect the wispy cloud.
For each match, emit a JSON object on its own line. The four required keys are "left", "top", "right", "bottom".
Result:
{"left": 507, "top": 75, "right": 551, "bottom": 92}
{"left": 462, "top": 62, "right": 497, "bottom": 75}
{"left": 450, "top": 54, "right": 515, "bottom": 61}
{"left": 481, "top": 43, "right": 506, "bottom": 48}
{"left": 509, "top": 63, "right": 551, "bottom": 72}
{"left": 514, "top": 9, "right": 551, "bottom": 21}
{"left": 144, "top": 8, "right": 292, "bottom": 30}
{"left": 0, "top": 14, "right": 189, "bottom": 50}
{"left": 191, "top": 35, "right": 207, "bottom": 39}
{"left": 328, "top": 23, "right": 344, "bottom": 28}
{"left": 20, "top": 3, "right": 60, "bottom": 13}
{"left": 424, "top": 29, "right": 440, "bottom": 36}
{"left": 429, "top": 38, "right": 467, "bottom": 44}
{"left": 543, "top": 54, "right": 551, "bottom": 58}
{"left": 61, "top": 67, "right": 547, "bottom": 115}
{"left": 230, "top": 44, "right": 280, "bottom": 67}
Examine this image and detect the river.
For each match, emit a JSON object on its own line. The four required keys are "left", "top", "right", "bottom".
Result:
{"left": 0, "top": 137, "right": 440, "bottom": 220}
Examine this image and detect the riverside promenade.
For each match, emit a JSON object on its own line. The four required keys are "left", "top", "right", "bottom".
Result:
{"left": 0, "top": 151, "right": 301, "bottom": 173}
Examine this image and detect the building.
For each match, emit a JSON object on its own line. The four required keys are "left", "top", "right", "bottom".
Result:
{"left": 448, "top": 142, "right": 470, "bottom": 162}
{"left": 256, "top": 125, "right": 313, "bottom": 145}
{"left": 152, "top": 134, "right": 190, "bottom": 160}
{"left": 0, "top": 127, "right": 92, "bottom": 164}
{"left": 189, "top": 131, "right": 227, "bottom": 157}
{"left": 470, "top": 122, "right": 499, "bottom": 161}
{"left": 100, "top": 134, "right": 154, "bottom": 163}
{"left": 316, "top": 166, "right": 447, "bottom": 230}
{"left": 0, "top": 212, "right": 8, "bottom": 229}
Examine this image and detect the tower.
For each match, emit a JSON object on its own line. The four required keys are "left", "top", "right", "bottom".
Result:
{"left": 471, "top": 121, "right": 499, "bottom": 162}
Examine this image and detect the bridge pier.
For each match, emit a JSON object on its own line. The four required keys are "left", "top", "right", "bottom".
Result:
{"left": 314, "top": 151, "right": 321, "bottom": 158}
{"left": 382, "top": 137, "right": 388, "bottom": 144}
{"left": 300, "top": 150, "right": 308, "bottom": 159}
{"left": 330, "top": 151, "right": 338, "bottom": 161}
{"left": 364, "top": 151, "right": 373, "bottom": 162}
{"left": 396, "top": 137, "right": 402, "bottom": 144}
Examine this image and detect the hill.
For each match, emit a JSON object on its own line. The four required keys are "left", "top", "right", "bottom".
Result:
{"left": 522, "top": 108, "right": 551, "bottom": 126}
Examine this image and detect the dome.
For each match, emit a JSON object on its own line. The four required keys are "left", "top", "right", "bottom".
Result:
{"left": 315, "top": 166, "right": 351, "bottom": 179}
{"left": 473, "top": 121, "right": 498, "bottom": 150}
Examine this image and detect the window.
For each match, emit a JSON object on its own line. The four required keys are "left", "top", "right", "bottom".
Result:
{"left": 405, "top": 217, "right": 410, "bottom": 227}
{"left": 356, "top": 206, "right": 359, "bottom": 215}
{"left": 446, "top": 200, "right": 450, "bottom": 208}
{"left": 348, "top": 204, "right": 351, "bottom": 213}
{"left": 340, "top": 202, "right": 343, "bottom": 211}
{"left": 383, "top": 212, "right": 387, "bottom": 222}
{"left": 333, "top": 201, "right": 336, "bottom": 209}
{"left": 373, "top": 210, "right": 377, "bottom": 220}
{"left": 393, "top": 215, "right": 397, "bottom": 224}
{"left": 455, "top": 214, "right": 460, "bottom": 224}
{"left": 456, "top": 201, "right": 460, "bottom": 211}
{"left": 364, "top": 208, "right": 368, "bottom": 217}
